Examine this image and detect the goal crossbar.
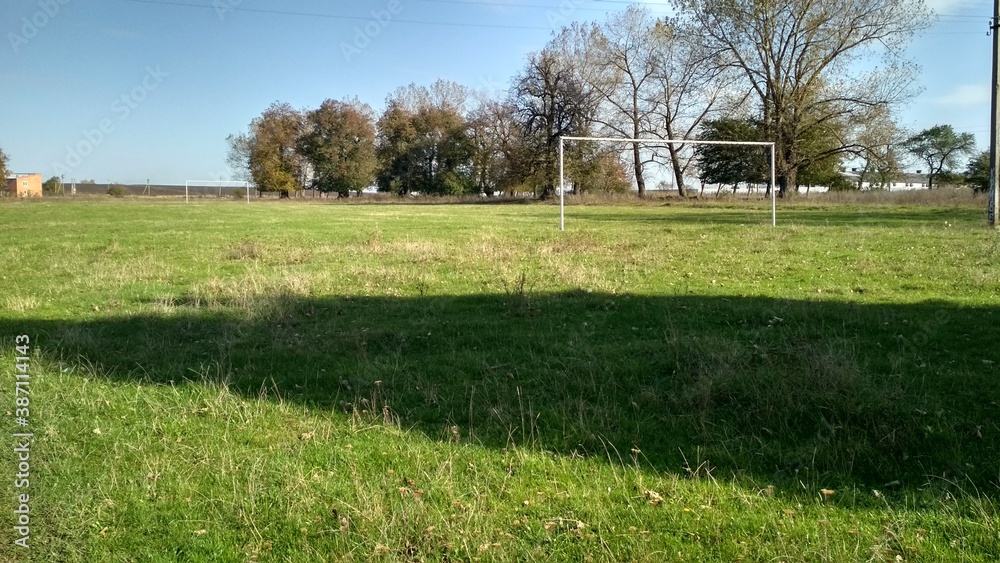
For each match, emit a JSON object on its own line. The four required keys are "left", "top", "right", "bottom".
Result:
{"left": 185, "top": 180, "right": 251, "bottom": 203}
{"left": 558, "top": 136, "right": 777, "bottom": 230}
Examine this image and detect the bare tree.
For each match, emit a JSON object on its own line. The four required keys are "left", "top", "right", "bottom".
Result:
{"left": 583, "top": 8, "right": 659, "bottom": 197}
{"left": 468, "top": 95, "right": 527, "bottom": 196}
{"left": 226, "top": 132, "right": 252, "bottom": 184}
{"left": 676, "top": 0, "right": 932, "bottom": 196}
{"left": 388, "top": 79, "right": 469, "bottom": 115}
{"left": 852, "top": 106, "right": 905, "bottom": 190}
{"left": 648, "top": 18, "right": 741, "bottom": 197}
{"left": 566, "top": 7, "right": 739, "bottom": 197}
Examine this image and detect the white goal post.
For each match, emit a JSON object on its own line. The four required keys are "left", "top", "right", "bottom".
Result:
{"left": 558, "top": 136, "right": 777, "bottom": 231}
{"left": 185, "top": 180, "right": 251, "bottom": 203}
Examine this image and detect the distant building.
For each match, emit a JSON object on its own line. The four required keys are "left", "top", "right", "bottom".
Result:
{"left": 841, "top": 170, "right": 929, "bottom": 191}
{"left": 3, "top": 173, "right": 43, "bottom": 198}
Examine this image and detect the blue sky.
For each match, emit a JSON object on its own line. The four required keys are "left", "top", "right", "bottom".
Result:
{"left": 0, "top": 0, "right": 993, "bottom": 184}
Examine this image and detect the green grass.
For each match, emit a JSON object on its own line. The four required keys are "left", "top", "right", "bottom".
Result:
{"left": 1, "top": 197, "right": 998, "bottom": 561}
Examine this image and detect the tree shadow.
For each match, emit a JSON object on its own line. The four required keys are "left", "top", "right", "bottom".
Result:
{"left": 5, "top": 291, "right": 998, "bottom": 495}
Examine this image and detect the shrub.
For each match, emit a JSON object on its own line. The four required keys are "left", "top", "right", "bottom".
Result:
{"left": 964, "top": 150, "right": 989, "bottom": 193}
{"left": 233, "top": 188, "right": 246, "bottom": 199}
{"left": 107, "top": 184, "right": 127, "bottom": 198}
{"left": 826, "top": 175, "right": 857, "bottom": 192}
{"left": 43, "top": 176, "right": 64, "bottom": 195}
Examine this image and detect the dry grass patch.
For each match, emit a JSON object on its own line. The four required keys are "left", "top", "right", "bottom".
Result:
{"left": 185, "top": 268, "right": 317, "bottom": 319}
{"left": 3, "top": 294, "right": 39, "bottom": 312}
{"left": 225, "top": 238, "right": 313, "bottom": 265}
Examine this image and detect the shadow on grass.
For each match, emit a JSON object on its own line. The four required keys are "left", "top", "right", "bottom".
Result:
{"left": 4, "top": 292, "right": 999, "bottom": 494}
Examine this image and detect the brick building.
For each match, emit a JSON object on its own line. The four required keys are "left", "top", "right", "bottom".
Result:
{"left": 3, "top": 174, "right": 43, "bottom": 197}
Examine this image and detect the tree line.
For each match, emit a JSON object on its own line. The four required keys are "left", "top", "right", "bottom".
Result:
{"left": 231, "top": 1, "right": 978, "bottom": 198}
{"left": 3, "top": 1, "right": 987, "bottom": 199}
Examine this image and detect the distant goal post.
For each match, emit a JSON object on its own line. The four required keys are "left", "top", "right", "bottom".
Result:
{"left": 557, "top": 136, "right": 777, "bottom": 231}
{"left": 184, "top": 180, "right": 251, "bottom": 203}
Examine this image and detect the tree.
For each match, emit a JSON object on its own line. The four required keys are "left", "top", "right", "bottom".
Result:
{"left": 468, "top": 96, "right": 529, "bottom": 196}
{"left": 852, "top": 107, "right": 905, "bottom": 190}
{"left": 555, "top": 9, "right": 728, "bottom": 198}
{"left": 390, "top": 80, "right": 470, "bottom": 116}
{"left": 512, "top": 48, "right": 599, "bottom": 199}
{"left": 676, "top": 0, "right": 932, "bottom": 197}
{"left": 228, "top": 102, "right": 306, "bottom": 198}
{"left": 798, "top": 155, "right": 852, "bottom": 192}
{"left": 43, "top": 176, "right": 64, "bottom": 195}
{"left": 574, "top": 11, "right": 657, "bottom": 197}
{"left": 410, "top": 105, "right": 475, "bottom": 195}
{"left": 965, "top": 150, "right": 990, "bottom": 193}
{"left": 375, "top": 102, "right": 419, "bottom": 196}
{"left": 570, "top": 147, "right": 632, "bottom": 194}
{"left": 298, "top": 99, "right": 377, "bottom": 198}
{"left": 0, "top": 147, "right": 9, "bottom": 184}
{"left": 376, "top": 81, "right": 476, "bottom": 196}
{"left": 795, "top": 121, "right": 849, "bottom": 192}
{"left": 253, "top": 102, "right": 306, "bottom": 198}
{"left": 695, "top": 118, "right": 768, "bottom": 190}
{"left": 226, "top": 132, "right": 252, "bottom": 183}
{"left": 903, "top": 125, "right": 976, "bottom": 189}
{"left": 648, "top": 17, "right": 738, "bottom": 197}
{"left": 587, "top": 8, "right": 662, "bottom": 197}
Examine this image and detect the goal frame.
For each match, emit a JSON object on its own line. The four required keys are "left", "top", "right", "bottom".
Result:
{"left": 558, "top": 136, "right": 777, "bottom": 230}
{"left": 185, "top": 180, "right": 251, "bottom": 203}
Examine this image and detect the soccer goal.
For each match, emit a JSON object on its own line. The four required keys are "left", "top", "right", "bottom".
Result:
{"left": 558, "top": 136, "right": 776, "bottom": 231}
{"left": 184, "top": 180, "right": 251, "bottom": 203}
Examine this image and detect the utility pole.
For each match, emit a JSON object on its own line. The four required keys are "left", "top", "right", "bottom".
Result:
{"left": 990, "top": 0, "right": 999, "bottom": 227}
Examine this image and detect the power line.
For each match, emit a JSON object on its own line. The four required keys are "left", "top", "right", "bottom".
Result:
{"left": 414, "top": 0, "right": 672, "bottom": 13}
{"left": 936, "top": 12, "right": 991, "bottom": 19}
{"left": 118, "top": 0, "right": 557, "bottom": 30}
{"left": 116, "top": 0, "right": 995, "bottom": 35}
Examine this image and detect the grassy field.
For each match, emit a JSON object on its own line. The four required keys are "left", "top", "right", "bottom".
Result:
{"left": 0, "top": 196, "right": 998, "bottom": 561}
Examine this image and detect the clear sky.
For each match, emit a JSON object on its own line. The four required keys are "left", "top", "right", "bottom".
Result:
{"left": 0, "top": 0, "right": 993, "bottom": 184}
